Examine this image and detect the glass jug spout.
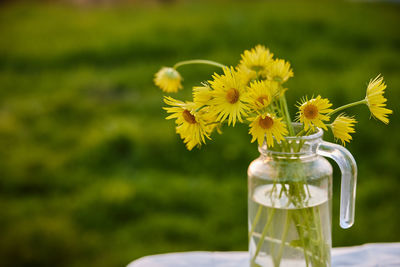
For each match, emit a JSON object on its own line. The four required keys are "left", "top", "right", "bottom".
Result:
{"left": 317, "top": 141, "right": 357, "bottom": 229}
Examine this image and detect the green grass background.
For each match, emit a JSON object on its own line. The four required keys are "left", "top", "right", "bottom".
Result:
{"left": 0, "top": 0, "right": 399, "bottom": 266}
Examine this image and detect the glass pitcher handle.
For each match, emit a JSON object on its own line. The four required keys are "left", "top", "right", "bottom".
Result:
{"left": 317, "top": 141, "right": 357, "bottom": 229}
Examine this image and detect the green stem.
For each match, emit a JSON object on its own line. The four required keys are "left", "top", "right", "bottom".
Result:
{"left": 314, "top": 207, "right": 328, "bottom": 267}
{"left": 327, "top": 99, "right": 367, "bottom": 117}
{"left": 251, "top": 232, "right": 324, "bottom": 259}
{"left": 295, "top": 128, "right": 306, "bottom": 137}
{"left": 173, "top": 59, "right": 226, "bottom": 69}
{"left": 275, "top": 211, "right": 291, "bottom": 267}
{"left": 280, "top": 94, "right": 295, "bottom": 136}
{"left": 251, "top": 208, "right": 276, "bottom": 265}
{"left": 292, "top": 211, "right": 310, "bottom": 267}
{"left": 294, "top": 128, "right": 313, "bottom": 153}
{"left": 249, "top": 206, "right": 263, "bottom": 239}
{"left": 274, "top": 99, "right": 282, "bottom": 117}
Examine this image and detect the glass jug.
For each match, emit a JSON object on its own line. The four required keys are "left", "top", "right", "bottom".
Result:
{"left": 248, "top": 124, "right": 357, "bottom": 267}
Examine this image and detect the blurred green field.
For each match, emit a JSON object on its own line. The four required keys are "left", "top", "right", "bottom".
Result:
{"left": 0, "top": 0, "right": 399, "bottom": 266}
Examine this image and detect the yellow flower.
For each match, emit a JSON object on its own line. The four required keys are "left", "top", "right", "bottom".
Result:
{"left": 193, "top": 85, "right": 212, "bottom": 107}
{"left": 297, "top": 96, "right": 333, "bottom": 131}
{"left": 365, "top": 75, "right": 392, "bottom": 124}
{"left": 198, "top": 106, "right": 222, "bottom": 134}
{"left": 267, "top": 59, "right": 293, "bottom": 84}
{"left": 236, "top": 64, "right": 258, "bottom": 86}
{"left": 248, "top": 113, "right": 288, "bottom": 147}
{"left": 154, "top": 67, "right": 183, "bottom": 93}
{"left": 239, "top": 45, "right": 274, "bottom": 73}
{"left": 237, "top": 45, "right": 274, "bottom": 84}
{"left": 163, "top": 96, "right": 212, "bottom": 150}
{"left": 247, "top": 80, "right": 276, "bottom": 110}
{"left": 209, "top": 67, "right": 249, "bottom": 126}
{"left": 331, "top": 114, "right": 357, "bottom": 146}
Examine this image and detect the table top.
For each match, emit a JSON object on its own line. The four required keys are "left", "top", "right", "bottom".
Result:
{"left": 127, "top": 243, "right": 400, "bottom": 267}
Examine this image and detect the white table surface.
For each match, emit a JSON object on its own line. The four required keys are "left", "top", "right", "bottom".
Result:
{"left": 127, "top": 243, "right": 400, "bottom": 267}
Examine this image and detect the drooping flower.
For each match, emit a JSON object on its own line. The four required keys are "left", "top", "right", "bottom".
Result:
{"left": 154, "top": 67, "right": 183, "bottom": 93}
{"left": 248, "top": 113, "right": 288, "bottom": 147}
{"left": 267, "top": 59, "right": 294, "bottom": 84}
{"left": 297, "top": 96, "right": 333, "bottom": 131}
{"left": 208, "top": 67, "right": 250, "bottom": 126}
{"left": 365, "top": 75, "right": 392, "bottom": 124}
{"left": 331, "top": 114, "right": 357, "bottom": 145}
{"left": 163, "top": 96, "right": 212, "bottom": 150}
{"left": 247, "top": 80, "right": 275, "bottom": 110}
{"left": 193, "top": 85, "right": 212, "bottom": 108}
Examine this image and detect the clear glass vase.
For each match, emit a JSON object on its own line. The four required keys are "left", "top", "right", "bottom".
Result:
{"left": 248, "top": 124, "right": 357, "bottom": 267}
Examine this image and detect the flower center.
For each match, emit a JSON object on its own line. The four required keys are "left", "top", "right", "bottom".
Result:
{"left": 304, "top": 104, "right": 319, "bottom": 119}
{"left": 259, "top": 116, "right": 274, "bottom": 129}
{"left": 226, "top": 88, "right": 240, "bottom": 104}
{"left": 182, "top": 110, "right": 196, "bottom": 124}
{"left": 250, "top": 65, "right": 264, "bottom": 72}
{"left": 273, "top": 76, "right": 283, "bottom": 83}
{"left": 257, "top": 95, "right": 270, "bottom": 105}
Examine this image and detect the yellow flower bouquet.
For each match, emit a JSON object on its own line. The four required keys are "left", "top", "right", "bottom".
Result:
{"left": 154, "top": 45, "right": 392, "bottom": 267}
